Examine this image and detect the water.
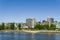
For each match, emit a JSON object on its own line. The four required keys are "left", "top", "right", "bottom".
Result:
{"left": 0, "top": 32, "right": 60, "bottom": 40}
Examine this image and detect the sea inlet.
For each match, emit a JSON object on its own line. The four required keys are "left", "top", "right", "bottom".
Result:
{"left": 0, "top": 32, "right": 60, "bottom": 40}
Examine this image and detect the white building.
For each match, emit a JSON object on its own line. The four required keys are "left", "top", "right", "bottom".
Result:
{"left": 53, "top": 21, "right": 57, "bottom": 25}
{"left": 56, "top": 22, "right": 60, "bottom": 28}
{"left": 26, "top": 18, "right": 36, "bottom": 28}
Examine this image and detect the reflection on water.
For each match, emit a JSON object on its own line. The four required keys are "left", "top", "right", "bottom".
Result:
{"left": 0, "top": 32, "right": 60, "bottom": 40}
{"left": 55, "top": 34, "right": 60, "bottom": 40}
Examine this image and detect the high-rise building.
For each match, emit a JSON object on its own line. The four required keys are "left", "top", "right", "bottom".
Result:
{"left": 47, "top": 18, "right": 54, "bottom": 23}
{"left": 47, "top": 17, "right": 54, "bottom": 26}
{"left": 26, "top": 18, "right": 36, "bottom": 28}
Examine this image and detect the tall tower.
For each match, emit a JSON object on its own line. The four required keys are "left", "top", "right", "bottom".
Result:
{"left": 26, "top": 18, "right": 36, "bottom": 28}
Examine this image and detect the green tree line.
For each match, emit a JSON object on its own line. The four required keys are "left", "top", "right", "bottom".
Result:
{"left": 34, "top": 24, "right": 56, "bottom": 30}
{"left": 0, "top": 23, "right": 21, "bottom": 30}
{"left": 0, "top": 23, "right": 56, "bottom": 30}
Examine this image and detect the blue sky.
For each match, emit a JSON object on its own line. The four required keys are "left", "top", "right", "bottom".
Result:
{"left": 0, "top": 0, "right": 60, "bottom": 23}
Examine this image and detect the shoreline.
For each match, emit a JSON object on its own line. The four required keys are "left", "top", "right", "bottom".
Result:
{"left": 0, "top": 30, "right": 60, "bottom": 33}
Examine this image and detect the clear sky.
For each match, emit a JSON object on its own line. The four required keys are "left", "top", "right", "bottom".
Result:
{"left": 0, "top": 0, "right": 60, "bottom": 23}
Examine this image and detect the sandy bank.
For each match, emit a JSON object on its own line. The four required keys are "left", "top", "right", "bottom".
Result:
{"left": 21, "top": 30, "right": 60, "bottom": 33}
{"left": 0, "top": 30, "right": 60, "bottom": 33}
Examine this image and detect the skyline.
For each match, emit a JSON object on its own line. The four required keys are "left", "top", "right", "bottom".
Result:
{"left": 0, "top": 0, "right": 60, "bottom": 23}
{"left": 0, "top": 17, "right": 58, "bottom": 23}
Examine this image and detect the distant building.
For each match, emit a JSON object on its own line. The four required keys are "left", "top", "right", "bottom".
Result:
{"left": 41, "top": 20, "right": 49, "bottom": 25}
{"left": 56, "top": 22, "right": 60, "bottom": 28}
{"left": 4, "top": 23, "right": 15, "bottom": 29}
{"left": 21, "top": 23, "right": 28, "bottom": 28}
{"left": 26, "top": 18, "right": 36, "bottom": 28}
{"left": 53, "top": 21, "right": 57, "bottom": 25}
{"left": 42, "top": 20, "right": 46, "bottom": 23}
{"left": 0, "top": 23, "right": 4, "bottom": 26}
{"left": 47, "top": 17, "right": 54, "bottom": 26}
{"left": 4, "top": 23, "right": 11, "bottom": 27}
{"left": 47, "top": 18, "right": 54, "bottom": 23}
{"left": 37, "top": 21, "right": 41, "bottom": 24}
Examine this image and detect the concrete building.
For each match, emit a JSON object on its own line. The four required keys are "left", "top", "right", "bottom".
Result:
{"left": 47, "top": 18, "right": 54, "bottom": 23}
{"left": 37, "top": 21, "right": 41, "bottom": 24}
{"left": 47, "top": 17, "right": 54, "bottom": 26}
{"left": 26, "top": 18, "right": 36, "bottom": 28}
{"left": 53, "top": 21, "right": 57, "bottom": 25}
{"left": 56, "top": 22, "right": 60, "bottom": 28}
{"left": 41, "top": 20, "right": 49, "bottom": 25}
{"left": 21, "top": 23, "right": 28, "bottom": 28}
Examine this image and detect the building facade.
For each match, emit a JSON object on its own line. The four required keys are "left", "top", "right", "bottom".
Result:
{"left": 21, "top": 23, "right": 28, "bottom": 28}
{"left": 56, "top": 22, "right": 60, "bottom": 28}
{"left": 47, "top": 18, "right": 54, "bottom": 26}
{"left": 47, "top": 18, "right": 54, "bottom": 23}
{"left": 41, "top": 20, "right": 49, "bottom": 25}
{"left": 26, "top": 18, "right": 36, "bottom": 28}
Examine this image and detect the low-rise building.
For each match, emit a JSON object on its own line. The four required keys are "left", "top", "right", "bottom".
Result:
{"left": 41, "top": 20, "right": 49, "bottom": 25}
{"left": 21, "top": 23, "right": 28, "bottom": 28}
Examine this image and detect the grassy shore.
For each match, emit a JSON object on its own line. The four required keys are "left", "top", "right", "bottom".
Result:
{"left": 0, "top": 30, "right": 60, "bottom": 34}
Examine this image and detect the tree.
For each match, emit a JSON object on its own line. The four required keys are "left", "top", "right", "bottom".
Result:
{"left": 0, "top": 25, "right": 2, "bottom": 30}
{"left": 10, "top": 23, "right": 15, "bottom": 30}
{"left": 2, "top": 23, "right": 5, "bottom": 30}
{"left": 0, "top": 23, "right": 5, "bottom": 30}
{"left": 43, "top": 25, "right": 49, "bottom": 30}
{"left": 34, "top": 24, "right": 40, "bottom": 30}
{"left": 34, "top": 24, "right": 50, "bottom": 30}
{"left": 34, "top": 24, "right": 45, "bottom": 30}
{"left": 4, "top": 26, "right": 10, "bottom": 30}
{"left": 18, "top": 23, "right": 21, "bottom": 30}
{"left": 49, "top": 24, "right": 56, "bottom": 30}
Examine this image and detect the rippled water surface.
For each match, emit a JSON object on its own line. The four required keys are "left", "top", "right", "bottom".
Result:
{"left": 0, "top": 32, "right": 60, "bottom": 40}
